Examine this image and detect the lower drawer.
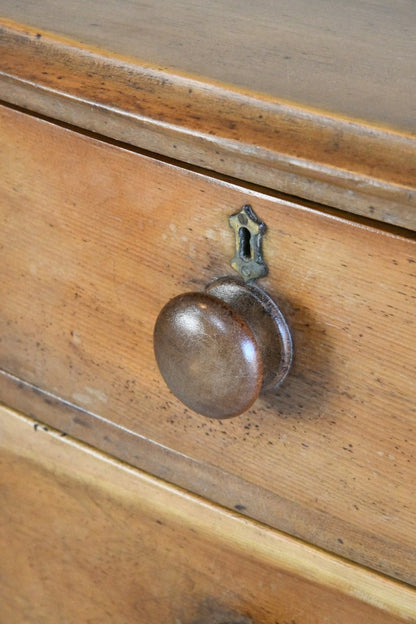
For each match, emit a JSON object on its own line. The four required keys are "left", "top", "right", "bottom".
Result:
{"left": 1, "top": 104, "right": 416, "bottom": 584}
{"left": 0, "top": 405, "right": 414, "bottom": 624}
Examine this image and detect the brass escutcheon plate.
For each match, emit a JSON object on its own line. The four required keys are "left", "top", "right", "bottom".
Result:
{"left": 229, "top": 205, "right": 268, "bottom": 282}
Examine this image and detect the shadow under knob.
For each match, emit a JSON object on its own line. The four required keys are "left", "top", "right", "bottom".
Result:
{"left": 154, "top": 277, "right": 292, "bottom": 419}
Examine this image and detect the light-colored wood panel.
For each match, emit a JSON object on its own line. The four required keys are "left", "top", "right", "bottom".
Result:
{"left": 1, "top": 20, "right": 415, "bottom": 230}
{"left": 1, "top": 105, "right": 416, "bottom": 584}
{"left": 1, "top": 0, "right": 416, "bottom": 133}
{"left": 1, "top": 405, "right": 415, "bottom": 624}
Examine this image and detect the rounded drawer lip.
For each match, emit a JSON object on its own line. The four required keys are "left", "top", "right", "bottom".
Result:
{"left": 1, "top": 103, "right": 416, "bottom": 586}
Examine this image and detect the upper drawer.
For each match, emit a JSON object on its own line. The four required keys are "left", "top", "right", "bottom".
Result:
{"left": 1, "top": 104, "right": 416, "bottom": 584}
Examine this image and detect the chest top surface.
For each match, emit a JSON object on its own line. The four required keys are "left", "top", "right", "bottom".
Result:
{"left": 2, "top": 0, "right": 416, "bottom": 132}
{"left": 1, "top": 0, "right": 416, "bottom": 230}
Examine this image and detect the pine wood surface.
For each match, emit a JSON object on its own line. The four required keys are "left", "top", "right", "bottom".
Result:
{"left": 1, "top": 10, "right": 416, "bottom": 230}
{"left": 1, "top": 104, "right": 416, "bottom": 584}
{"left": 2, "top": 0, "right": 415, "bottom": 131}
{"left": 1, "top": 405, "right": 415, "bottom": 624}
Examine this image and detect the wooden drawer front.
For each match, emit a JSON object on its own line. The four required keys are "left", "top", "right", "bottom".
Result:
{"left": 1, "top": 104, "right": 416, "bottom": 584}
{"left": 1, "top": 406, "right": 415, "bottom": 624}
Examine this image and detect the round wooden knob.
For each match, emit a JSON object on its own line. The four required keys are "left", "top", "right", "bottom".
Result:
{"left": 154, "top": 277, "right": 292, "bottom": 419}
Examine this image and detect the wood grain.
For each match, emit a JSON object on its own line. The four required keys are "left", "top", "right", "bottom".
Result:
{"left": 1, "top": 17, "right": 415, "bottom": 230}
{"left": 1, "top": 0, "right": 416, "bottom": 132}
{"left": 1, "top": 105, "right": 416, "bottom": 585}
{"left": 1, "top": 405, "right": 415, "bottom": 624}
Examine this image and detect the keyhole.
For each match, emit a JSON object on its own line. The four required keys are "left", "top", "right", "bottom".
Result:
{"left": 239, "top": 227, "right": 251, "bottom": 261}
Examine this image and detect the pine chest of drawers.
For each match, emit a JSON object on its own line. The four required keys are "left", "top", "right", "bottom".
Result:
{"left": 1, "top": 2, "right": 416, "bottom": 622}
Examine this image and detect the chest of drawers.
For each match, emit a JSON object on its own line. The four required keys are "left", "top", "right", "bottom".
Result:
{"left": 1, "top": 2, "right": 416, "bottom": 622}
